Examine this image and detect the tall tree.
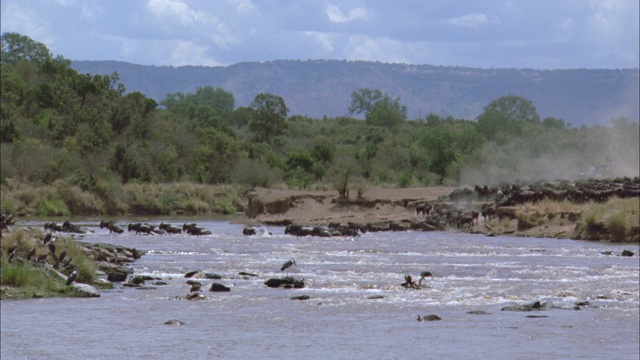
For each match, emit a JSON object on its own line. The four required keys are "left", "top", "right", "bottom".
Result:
{"left": 348, "top": 88, "right": 384, "bottom": 116}
{"left": 1, "top": 32, "right": 52, "bottom": 64}
{"left": 349, "top": 88, "right": 406, "bottom": 131}
{"left": 249, "top": 93, "right": 289, "bottom": 143}
{"left": 482, "top": 95, "right": 540, "bottom": 123}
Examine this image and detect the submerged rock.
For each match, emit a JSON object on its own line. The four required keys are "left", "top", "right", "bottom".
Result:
{"left": 71, "top": 283, "right": 100, "bottom": 298}
{"left": 209, "top": 283, "right": 231, "bottom": 292}
{"left": 264, "top": 277, "right": 305, "bottom": 289}
{"left": 501, "top": 300, "right": 547, "bottom": 312}
{"left": 417, "top": 314, "right": 441, "bottom": 321}
{"left": 164, "top": 319, "right": 186, "bottom": 326}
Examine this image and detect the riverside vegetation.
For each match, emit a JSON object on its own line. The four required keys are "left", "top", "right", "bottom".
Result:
{"left": 0, "top": 32, "right": 638, "bottom": 245}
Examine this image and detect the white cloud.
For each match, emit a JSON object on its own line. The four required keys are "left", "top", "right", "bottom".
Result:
{"left": 208, "top": 21, "right": 240, "bottom": 49}
{"left": 344, "top": 35, "right": 428, "bottom": 64}
{"left": 147, "top": 0, "right": 206, "bottom": 27}
{"left": 229, "top": 0, "right": 255, "bottom": 14}
{"left": 167, "top": 41, "right": 220, "bottom": 66}
{"left": 304, "top": 31, "right": 335, "bottom": 52}
{"left": 447, "top": 13, "right": 489, "bottom": 28}
{"left": 326, "top": 4, "right": 368, "bottom": 23}
{"left": 1, "top": 3, "right": 55, "bottom": 46}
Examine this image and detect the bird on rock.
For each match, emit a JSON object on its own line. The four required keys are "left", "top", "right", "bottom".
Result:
{"left": 66, "top": 270, "right": 78, "bottom": 286}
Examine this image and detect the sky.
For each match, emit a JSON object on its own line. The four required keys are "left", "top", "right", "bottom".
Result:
{"left": 1, "top": 0, "right": 639, "bottom": 69}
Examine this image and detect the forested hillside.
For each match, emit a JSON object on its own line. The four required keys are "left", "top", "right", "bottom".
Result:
{"left": 1, "top": 33, "right": 639, "bottom": 216}
{"left": 71, "top": 59, "right": 639, "bottom": 127}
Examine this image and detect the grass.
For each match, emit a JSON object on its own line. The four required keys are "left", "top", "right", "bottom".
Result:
{"left": 1, "top": 227, "right": 99, "bottom": 298}
{"left": 1, "top": 178, "right": 245, "bottom": 216}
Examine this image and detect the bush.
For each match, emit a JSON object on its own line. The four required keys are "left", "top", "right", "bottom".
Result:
{"left": 606, "top": 210, "right": 627, "bottom": 242}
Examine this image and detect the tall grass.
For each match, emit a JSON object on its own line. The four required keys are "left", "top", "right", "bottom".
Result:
{"left": 1, "top": 178, "right": 245, "bottom": 216}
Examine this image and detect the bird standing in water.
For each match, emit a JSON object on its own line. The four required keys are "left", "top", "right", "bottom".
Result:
{"left": 418, "top": 271, "right": 433, "bottom": 287}
{"left": 281, "top": 259, "right": 297, "bottom": 272}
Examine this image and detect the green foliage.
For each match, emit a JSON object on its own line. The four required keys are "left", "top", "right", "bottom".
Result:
{"left": 110, "top": 145, "right": 139, "bottom": 184}
{"left": 162, "top": 86, "right": 234, "bottom": 128}
{"left": 483, "top": 95, "right": 540, "bottom": 123}
{"left": 1, "top": 32, "right": 638, "bottom": 201}
{"left": 349, "top": 88, "right": 407, "bottom": 131}
{"left": 1, "top": 32, "right": 52, "bottom": 64}
{"left": 249, "top": 93, "right": 289, "bottom": 143}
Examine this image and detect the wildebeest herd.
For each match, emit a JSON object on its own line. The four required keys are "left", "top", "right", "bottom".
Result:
{"left": 44, "top": 220, "right": 214, "bottom": 236}
{"left": 415, "top": 176, "right": 640, "bottom": 232}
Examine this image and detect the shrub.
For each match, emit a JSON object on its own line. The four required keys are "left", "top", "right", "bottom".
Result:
{"left": 605, "top": 211, "right": 627, "bottom": 242}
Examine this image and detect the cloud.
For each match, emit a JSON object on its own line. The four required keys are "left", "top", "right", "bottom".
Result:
{"left": 304, "top": 31, "right": 335, "bottom": 52}
{"left": 343, "top": 35, "right": 428, "bottom": 64}
{"left": 147, "top": 0, "right": 207, "bottom": 27}
{"left": 326, "top": 4, "right": 368, "bottom": 23}
{"left": 447, "top": 13, "right": 489, "bottom": 28}
{"left": 167, "top": 40, "right": 220, "bottom": 66}
{"left": 229, "top": 0, "right": 255, "bottom": 14}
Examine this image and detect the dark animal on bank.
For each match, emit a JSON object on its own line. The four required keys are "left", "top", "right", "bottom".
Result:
{"left": 415, "top": 202, "right": 432, "bottom": 218}
{"left": 457, "top": 215, "right": 474, "bottom": 230}
{"left": 100, "top": 220, "right": 124, "bottom": 234}
{"left": 481, "top": 203, "right": 497, "bottom": 221}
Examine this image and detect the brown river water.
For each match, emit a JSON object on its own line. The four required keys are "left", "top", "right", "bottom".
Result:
{"left": 2, "top": 218, "right": 639, "bottom": 360}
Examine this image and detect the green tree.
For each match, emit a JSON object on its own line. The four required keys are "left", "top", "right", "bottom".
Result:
{"left": 1, "top": 32, "right": 52, "bottom": 64}
{"left": 349, "top": 88, "right": 406, "bottom": 131}
{"left": 366, "top": 96, "right": 407, "bottom": 131}
{"left": 348, "top": 88, "right": 384, "bottom": 116}
{"left": 483, "top": 95, "right": 540, "bottom": 123}
{"left": 249, "top": 93, "right": 289, "bottom": 143}
{"left": 162, "top": 86, "right": 234, "bottom": 128}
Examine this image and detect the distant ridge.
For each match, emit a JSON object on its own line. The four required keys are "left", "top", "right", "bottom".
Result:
{"left": 71, "top": 59, "right": 639, "bottom": 126}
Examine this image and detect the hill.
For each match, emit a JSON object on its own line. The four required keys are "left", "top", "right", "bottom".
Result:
{"left": 72, "top": 60, "right": 639, "bottom": 126}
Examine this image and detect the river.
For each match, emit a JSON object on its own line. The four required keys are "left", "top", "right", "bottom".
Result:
{"left": 2, "top": 218, "right": 639, "bottom": 360}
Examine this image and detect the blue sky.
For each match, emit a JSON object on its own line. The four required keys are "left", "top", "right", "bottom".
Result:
{"left": 2, "top": 0, "right": 638, "bottom": 69}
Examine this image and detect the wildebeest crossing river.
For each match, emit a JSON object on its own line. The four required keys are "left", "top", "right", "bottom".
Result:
{"left": 2, "top": 218, "right": 639, "bottom": 359}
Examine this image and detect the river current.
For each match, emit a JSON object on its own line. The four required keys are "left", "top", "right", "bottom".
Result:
{"left": 2, "top": 218, "right": 639, "bottom": 360}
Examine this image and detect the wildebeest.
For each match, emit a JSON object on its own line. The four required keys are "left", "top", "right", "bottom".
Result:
{"left": 100, "top": 220, "right": 124, "bottom": 234}
{"left": 62, "top": 220, "right": 86, "bottom": 234}
{"left": 415, "top": 202, "right": 432, "bottom": 218}
{"left": 160, "top": 222, "right": 182, "bottom": 234}
{"left": 128, "top": 223, "right": 154, "bottom": 235}
{"left": 183, "top": 223, "right": 211, "bottom": 235}
{"left": 457, "top": 215, "right": 474, "bottom": 230}
{"left": 44, "top": 222, "right": 64, "bottom": 232}
{"left": 481, "top": 203, "right": 497, "bottom": 221}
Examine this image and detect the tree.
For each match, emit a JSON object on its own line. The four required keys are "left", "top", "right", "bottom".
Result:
{"left": 249, "top": 93, "right": 289, "bottom": 143}
{"left": 366, "top": 96, "right": 407, "bottom": 131}
{"left": 476, "top": 95, "right": 540, "bottom": 141}
{"left": 349, "top": 88, "right": 406, "bottom": 131}
{"left": 482, "top": 95, "right": 540, "bottom": 123}
{"left": 161, "top": 86, "right": 234, "bottom": 128}
{"left": 1, "top": 32, "right": 52, "bottom": 65}
{"left": 348, "top": 88, "right": 384, "bottom": 116}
